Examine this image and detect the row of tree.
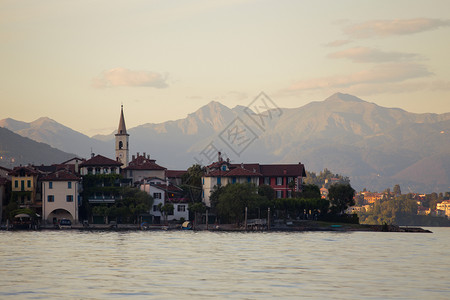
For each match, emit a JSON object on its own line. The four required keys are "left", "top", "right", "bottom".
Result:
{"left": 203, "top": 182, "right": 355, "bottom": 224}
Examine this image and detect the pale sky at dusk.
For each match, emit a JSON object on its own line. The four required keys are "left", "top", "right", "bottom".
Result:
{"left": 1, "top": 0, "right": 449, "bottom": 136}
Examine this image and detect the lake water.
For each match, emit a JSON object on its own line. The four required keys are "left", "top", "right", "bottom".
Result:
{"left": 1, "top": 228, "right": 449, "bottom": 299}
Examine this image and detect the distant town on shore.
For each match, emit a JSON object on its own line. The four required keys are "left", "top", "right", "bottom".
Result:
{"left": 1, "top": 104, "right": 449, "bottom": 230}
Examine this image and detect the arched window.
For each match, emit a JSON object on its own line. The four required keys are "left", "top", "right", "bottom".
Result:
{"left": 119, "top": 141, "right": 123, "bottom": 149}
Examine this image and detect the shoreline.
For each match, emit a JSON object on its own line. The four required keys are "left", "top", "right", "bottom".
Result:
{"left": 2, "top": 222, "right": 433, "bottom": 233}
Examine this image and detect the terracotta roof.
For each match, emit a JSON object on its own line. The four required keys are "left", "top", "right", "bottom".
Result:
{"left": 259, "top": 163, "right": 306, "bottom": 177}
{"left": 206, "top": 166, "right": 262, "bottom": 177}
{"left": 0, "top": 165, "right": 12, "bottom": 172}
{"left": 230, "top": 163, "right": 261, "bottom": 173}
{"left": 225, "top": 167, "right": 262, "bottom": 177}
{"left": 41, "top": 170, "right": 81, "bottom": 181}
{"left": 9, "top": 166, "right": 40, "bottom": 176}
{"left": 167, "top": 170, "right": 187, "bottom": 178}
{"left": 79, "top": 154, "right": 122, "bottom": 167}
{"left": 124, "top": 155, "right": 166, "bottom": 170}
{"left": 60, "top": 157, "right": 85, "bottom": 165}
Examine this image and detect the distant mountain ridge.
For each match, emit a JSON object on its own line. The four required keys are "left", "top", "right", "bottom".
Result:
{"left": 0, "top": 127, "right": 75, "bottom": 168}
{"left": 0, "top": 117, "right": 109, "bottom": 159}
{"left": 1, "top": 93, "right": 449, "bottom": 193}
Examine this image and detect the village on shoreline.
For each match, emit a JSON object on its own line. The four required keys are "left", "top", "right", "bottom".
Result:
{"left": 0, "top": 106, "right": 448, "bottom": 232}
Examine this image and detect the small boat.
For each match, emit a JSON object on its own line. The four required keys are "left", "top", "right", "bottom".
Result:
{"left": 181, "top": 221, "right": 192, "bottom": 230}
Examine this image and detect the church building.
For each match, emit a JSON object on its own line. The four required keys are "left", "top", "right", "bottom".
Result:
{"left": 115, "top": 105, "right": 129, "bottom": 168}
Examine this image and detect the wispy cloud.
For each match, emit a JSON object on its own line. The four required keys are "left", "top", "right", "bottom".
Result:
{"left": 287, "top": 63, "right": 432, "bottom": 91}
{"left": 344, "top": 18, "right": 450, "bottom": 38}
{"left": 325, "top": 40, "right": 352, "bottom": 47}
{"left": 328, "top": 47, "right": 419, "bottom": 63}
{"left": 92, "top": 68, "right": 168, "bottom": 88}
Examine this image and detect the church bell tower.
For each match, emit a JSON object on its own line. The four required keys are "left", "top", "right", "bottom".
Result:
{"left": 115, "top": 105, "right": 129, "bottom": 167}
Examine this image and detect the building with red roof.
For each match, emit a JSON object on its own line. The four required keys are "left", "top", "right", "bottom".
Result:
{"left": 79, "top": 154, "right": 122, "bottom": 176}
{"left": 202, "top": 152, "right": 306, "bottom": 206}
{"left": 124, "top": 152, "right": 167, "bottom": 183}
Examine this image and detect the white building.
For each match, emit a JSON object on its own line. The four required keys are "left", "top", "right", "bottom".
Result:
{"left": 437, "top": 200, "right": 450, "bottom": 217}
{"left": 140, "top": 177, "right": 189, "bottom": 224}
{"left": 41, "top": 169, "right": 81, "bottom": 224}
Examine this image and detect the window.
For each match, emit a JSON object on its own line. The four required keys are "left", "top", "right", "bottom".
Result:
{"left": 264, "top": 177, "right": 270, "bottom": 185}
{"left": 287, "top": 190, "right": 292, "bottom": 198}
{"left": 68, "top": 182, "right": 72, "bottom": 189}
{"left": 27, "top": 180, "right": 31, "bottom": 188}
{"left": 202, "top": 178, "right": 204, "bottom": 184}
{"left": 49, "top": 182, "right": 53, "bottom": 189}
{"left": 276, "top": 177, "right": 283, "bottom": 185}
{"left": 153, "top": 193, "right": 162, "bottom": 199}
{"left": 103, "top": 168, "right": 108, "bottom": 174}
{"left": 48, "top": 195, "right": 54, "bottom": 202}
{"left": 247, "top": 177, "right": 251, "bottom": 183}
{"left": 276, "top": 190, "right": 283, "bottom": 199}
{"left": 14, "top": 180, "right": 18, "bottom": 188}
{"left": 95, "top": 168, "right": 101, "bottom": 174}
{"left": 232, "top": 177, "right": 236, "bottom": 184}
{"left": 119, "top": 141, "right": 123, "bottom": 149}
{"left": 288, "top": 177, "right": 294, "bottom": 184}
{"left": 177, "top": 205, "right": 186, "bottom": 212}
{"left": 217, "top": 177, "right": 221, "bottom": 185}
{"left": 153, "top": 205, "right": 159, "bottom": 212}
{"left": 66, "top": 195, "right": 73, "bottom": 202}
{"left": 221, "top": 165, "right": 227, "bottom": 171}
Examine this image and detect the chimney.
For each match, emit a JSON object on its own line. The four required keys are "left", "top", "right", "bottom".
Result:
{"left": 137, "top": 152, "right": 140, "bottom": 157}
{"left": 132, "top": 155, "right": 135, "bottom": 161}
{"left": 147, "top": 155, "right": 150, "bottom": 159}
{"left": 91, "top": 153, "right": 95, "bottom": 158}
{"left": 283, "top": 169, "right": 287, "bottom": 175}
{"left": 241, "top": 163, "right": 244, "bottom": 168}
{"left": 218, "top": 152, "right": 222, "bottom": 162}
{"left": 143, "top": 152, "right": 146, "bottom": 158}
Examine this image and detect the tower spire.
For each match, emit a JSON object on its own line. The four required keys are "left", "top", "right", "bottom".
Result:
{"left": 115, "top": 105, "right": 129, "bottom": 168}
{"left": 117, "top": 104, "right": 128, "bottom": 135}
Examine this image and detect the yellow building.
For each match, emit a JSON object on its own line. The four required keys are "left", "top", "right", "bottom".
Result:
{"left": 10, "top": 166, "right": 41, "bottom": 212}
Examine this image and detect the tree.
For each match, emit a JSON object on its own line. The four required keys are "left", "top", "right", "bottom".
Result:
{"left": 258, "top": 184, "right": 275, "bottom": 201}
{"left": 181, "top": 164, "right": 204, "bottom": 202}
{"left": 299, "top": 184, "right": 320, "bottom": 199}
{"left": 189, "top": 202, "right": 206, "bottom": 227}
{"left": 160, "top": 203, "right": 174, "bottom": 224}
{"left": 214, "top": 183, "right": 263, "bottom": 224}
{"left": 393, "top": 184, "right": 401, "bottom": 196}
{"left": 328, "top": 183, "right": 355, "bottom": 214}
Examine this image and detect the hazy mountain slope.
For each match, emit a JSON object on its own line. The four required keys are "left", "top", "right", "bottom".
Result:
{"left": 2, "top": 93, "right": 449, "bottom": 192}
{"left": 0, "top": 117, "right": 110, "bottom": 158}
{"left": 0, "top": 127, "right": 75, "bottom": 168}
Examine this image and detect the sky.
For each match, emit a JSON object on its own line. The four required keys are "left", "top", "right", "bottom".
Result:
{"left": 1, "top": 0, "right": 450, "bottom": 136}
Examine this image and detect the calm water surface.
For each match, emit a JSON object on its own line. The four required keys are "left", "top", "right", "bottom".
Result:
{"left": 1, "top": 228, "right": 449, "bottom": 299}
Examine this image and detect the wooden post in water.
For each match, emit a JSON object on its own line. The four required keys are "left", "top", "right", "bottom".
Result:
{"left": 244, "top": 207, "right": 248, "bottom": 231}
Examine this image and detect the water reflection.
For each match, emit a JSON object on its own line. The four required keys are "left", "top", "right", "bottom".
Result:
{"left": 0, "top": 229, "right": 449, "bottom": 299}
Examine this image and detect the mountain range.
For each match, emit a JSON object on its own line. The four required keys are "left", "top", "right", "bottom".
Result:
{"left": 1, "top": 93, "right": 449, "bottom": 193}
